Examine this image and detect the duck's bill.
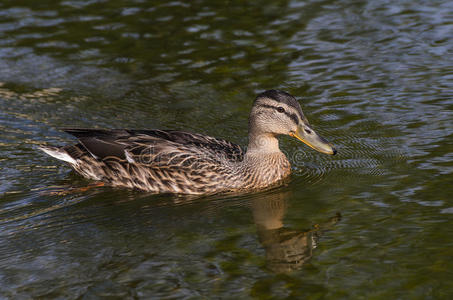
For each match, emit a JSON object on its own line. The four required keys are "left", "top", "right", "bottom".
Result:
{"left": 290, "top": 125, "right": 337, "bottom": 155}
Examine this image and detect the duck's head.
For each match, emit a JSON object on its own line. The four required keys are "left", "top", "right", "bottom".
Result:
{"left": 249, "top": 89, "right": 336, "bottom": 155}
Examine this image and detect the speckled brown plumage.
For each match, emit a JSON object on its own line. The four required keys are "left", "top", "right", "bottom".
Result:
{"left": 39, "top": 90, "right": 336, "bottom": 194}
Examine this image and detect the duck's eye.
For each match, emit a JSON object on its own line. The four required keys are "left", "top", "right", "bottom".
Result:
{"left": 277, "top": 107, "right": 285, "bottom": 113}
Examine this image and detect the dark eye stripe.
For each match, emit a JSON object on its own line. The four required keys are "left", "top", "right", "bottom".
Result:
{"left": 259, "top": 104, "right": 299, "bottom": 125}
{"left": 287, "top": 112, "right": 299, "bottom": 125}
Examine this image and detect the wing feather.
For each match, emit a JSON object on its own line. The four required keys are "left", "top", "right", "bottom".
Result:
{"left": 62, "top": 128, "right": 244, "bottom": 167}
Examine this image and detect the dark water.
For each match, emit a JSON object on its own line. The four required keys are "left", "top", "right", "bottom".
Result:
{"left": 1, "top": 0, "right": 452, "bottom": 298}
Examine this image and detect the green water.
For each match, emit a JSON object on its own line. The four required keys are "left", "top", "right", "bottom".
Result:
{"left": 1, "top": 0, "right": 452, "bottom": 298}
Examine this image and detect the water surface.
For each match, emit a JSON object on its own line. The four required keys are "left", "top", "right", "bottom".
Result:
{"left": 1, "top": 0, "right": 452, "bottom": 298}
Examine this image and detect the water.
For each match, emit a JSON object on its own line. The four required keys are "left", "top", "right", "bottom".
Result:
{"left": 0, "top": 0, "right": 452, "bottom": 298}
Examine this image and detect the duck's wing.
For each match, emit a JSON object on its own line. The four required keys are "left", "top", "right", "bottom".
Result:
{"left": 62, "top": 128, "right": 244, "bottom": 165}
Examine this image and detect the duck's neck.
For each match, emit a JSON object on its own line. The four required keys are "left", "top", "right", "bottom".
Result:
{"left": 239, "top": 132, "right": 291, "bottom": 189}
{"left": 246, "top": 132, "right": 281, "bottom": 154}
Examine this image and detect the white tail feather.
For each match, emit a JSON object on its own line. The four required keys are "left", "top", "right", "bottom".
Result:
{"left": 39, "top": 146, "right": 77, "bottom": 164}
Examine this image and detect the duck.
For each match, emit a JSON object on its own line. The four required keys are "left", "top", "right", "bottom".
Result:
{"left": 39, "top": 90, "right": 336, "bottom": 194}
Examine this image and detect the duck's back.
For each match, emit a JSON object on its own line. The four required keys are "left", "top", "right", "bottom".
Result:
{"left": 41, "top": 128, "right": 245, "bottom": 194}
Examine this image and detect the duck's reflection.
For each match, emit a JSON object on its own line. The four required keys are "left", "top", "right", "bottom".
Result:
{"left": 89, "top": 187, "right": 340, "bottom": 274}
{"left": 251, "top": 191, "right": 340, "bottom": 273}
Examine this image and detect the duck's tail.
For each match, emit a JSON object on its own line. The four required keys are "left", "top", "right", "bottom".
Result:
{"left": 38, "top": 145, "right": 77, "bottom": 165}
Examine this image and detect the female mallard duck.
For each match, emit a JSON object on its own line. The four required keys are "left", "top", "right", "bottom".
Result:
{"left": 40, "top": 90, "right": 336, "bottom": 194}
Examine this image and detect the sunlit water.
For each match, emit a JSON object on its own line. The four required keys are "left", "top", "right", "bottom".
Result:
{"left": 0, "top": 0, "right": 452, "bottom": 298}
